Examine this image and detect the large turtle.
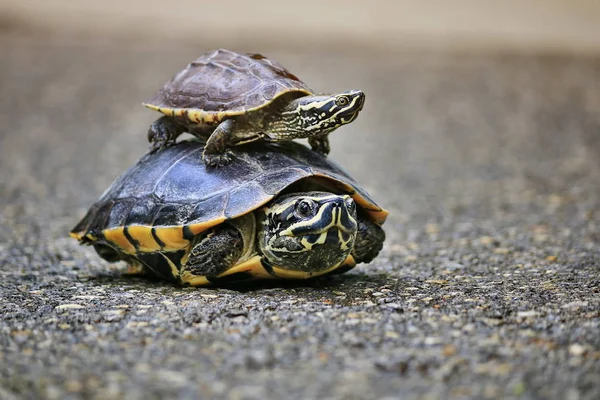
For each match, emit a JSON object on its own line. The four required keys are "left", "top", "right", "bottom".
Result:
{"left": 70, "top": 140, "right": 387, "bottom": 286}
{"left": 144, "top": 49, "right": 365, "bottom": 167}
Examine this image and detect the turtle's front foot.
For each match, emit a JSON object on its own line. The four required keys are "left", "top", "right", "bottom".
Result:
{"left": 182, "top": 224, "right": 244, "bottom": 279}
{"left": 147, "top": 116, "right": 182, "bottom": 153}
{"left": 202, "top": 119, "right": 237, "bottom": 167}
{"left": 308, "top": 135, "right": 330, "bottom": 156}
{"left": 352, "top": 218, "right": 385, "bottom": 264}
{"left": 202, "top": 150, "right": 235, "bottom": 168}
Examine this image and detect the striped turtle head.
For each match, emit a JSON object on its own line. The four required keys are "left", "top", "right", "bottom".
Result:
{"left": 275, "top": 90, "right": 365, "bottom": 138}
{"left": 258, "top": 191, "right": 358, "bottom": 272}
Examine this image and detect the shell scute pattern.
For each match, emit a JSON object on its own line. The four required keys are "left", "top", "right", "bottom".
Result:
{"left": 87, "top": 201, "right": 114, "bottom": 237}
{"left": 152, "top": 202, "right": 192, "bottom": 227}
{"left": 71, "top": 141, "right": 388, "bottom": 252}
{"left": 147, "top": 49, "right": 312, "bottom": 116}
{"left": 124, "top": 196, "right": 159, "bottom": 226}
{"left": 110, "top": 198, "right": 138, "bottom": 223}
{"left": 186, "top": 193, "right": 229, "bottom": 226}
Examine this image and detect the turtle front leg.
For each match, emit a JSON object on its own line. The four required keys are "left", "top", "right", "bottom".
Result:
{"left": 202, "top": 119, "right": 237, "bottom": 167}
{"left": 179, "top": 224, "right": 244, "bottom": 284}
{"left": 147, "top": 116, "right": 185, "bottom": 153}
{"left": 352, "top": 215, "right": 385, "bottom": 264}
{"left": 308, "top": 135, "right": 330, "bottom": 156}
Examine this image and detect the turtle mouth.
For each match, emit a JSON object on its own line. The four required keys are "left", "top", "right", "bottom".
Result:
{"left": 335, "top": 92, "right": 365, "bottom": 124}
{"left": 352, "top": 91, "right": 366, "bottom": 111}
{"left": 337, "top": 109, "right": 361, "bottom": 125}
{"left": 296, "top": 225, "right": 356, "bottom": 254}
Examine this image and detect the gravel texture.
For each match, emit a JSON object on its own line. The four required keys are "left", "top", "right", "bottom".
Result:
{"left": 1, "top": 35, "right": 599, "bottom": 399}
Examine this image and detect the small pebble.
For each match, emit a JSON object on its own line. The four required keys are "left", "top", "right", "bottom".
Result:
{"left": 55, "top": 304, "right": 85, "bottom": 311}
{"left": 569, "top": 344, "right": 586, "bottom": 356}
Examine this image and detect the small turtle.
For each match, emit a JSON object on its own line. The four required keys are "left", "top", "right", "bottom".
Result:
{"left": 70, "top": 140, "right": 386, "bottom": 286}
{"left": 144, "top": 49, "right": 365, "bottom": 167}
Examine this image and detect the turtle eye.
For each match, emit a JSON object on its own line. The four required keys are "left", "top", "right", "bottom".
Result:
{"left": 335, "top": 95, "right": 350, "bottom": 107}
{"left": 294, "top": 199, "right": 316, "bottom": 218}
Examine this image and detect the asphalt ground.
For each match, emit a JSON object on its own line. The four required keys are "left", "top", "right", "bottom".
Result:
{"left": 1, "top": 35, "right": 599, "bottom": 399}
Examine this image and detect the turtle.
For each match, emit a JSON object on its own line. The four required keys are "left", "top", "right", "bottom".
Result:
{"left": 144, "top": 48, "right": 366, "bottom": 167}
{"left": 70, "top": 140, "right": 387, "bottom": 286}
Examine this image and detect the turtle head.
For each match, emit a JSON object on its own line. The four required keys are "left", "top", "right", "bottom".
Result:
{"left": 258, "top": 191, "right": 358, "bottom": 273}
{"left": 277, "top": 90, "right": 365, "bottom": 138}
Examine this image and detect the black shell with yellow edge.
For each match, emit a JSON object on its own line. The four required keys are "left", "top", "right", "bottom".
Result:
{"left": 70, "top": 140, "right": 387, "bottom": 285}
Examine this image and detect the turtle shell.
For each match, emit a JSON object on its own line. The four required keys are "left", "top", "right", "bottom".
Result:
{"left": 144, "top": 49, "right": 313, "bottom": 124}
{"left": 70, "top": 140, "right": 387, "bottom": 257}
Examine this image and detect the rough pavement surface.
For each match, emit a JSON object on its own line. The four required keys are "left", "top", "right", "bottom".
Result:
{"left": 1, "top": 35, "right": 599, "bottom": 399}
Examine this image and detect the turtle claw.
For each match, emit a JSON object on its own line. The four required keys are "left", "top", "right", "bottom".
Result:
{"left": 314, "top": 148, "right": 329, "bottom": 157}
{"left": 202, "top": 150, "right": 235, "bottom": 168}
{"left": 147, "top": 141, "right": 163, "bottom": 154}
{"left": 147, "top": 138, "right": 175, "bottom": 154}
{"left": 147, "top": 128, "right": 173, "bottom": 154}
{"left": 308, "top": 136, "right": 330, "bottom": 156}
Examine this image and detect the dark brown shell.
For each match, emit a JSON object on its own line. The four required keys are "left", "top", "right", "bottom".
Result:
{"left": 145, "top": 49, "right": 313, "bottom": 115}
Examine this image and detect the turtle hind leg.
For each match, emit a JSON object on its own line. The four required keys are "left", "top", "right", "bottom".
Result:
{"left": 124, "top": 259, "right": 149, "bottom": 276}
{"left": 308, "top": 135, "right": 331, "bottom": 156}
{"left": 202, "top": 119, "right": 237, "bottom": 167}
{"left": 147, "top": 116, "right": 185, "bottom": 153}
{"left": 93, "top": 243, "right": 122, "bottom": 262}
{"left": 352, "top": 214, "right": 385, "bottom": 264}
{"left": 179, "top": 224, "right": 244, "bottom": 284}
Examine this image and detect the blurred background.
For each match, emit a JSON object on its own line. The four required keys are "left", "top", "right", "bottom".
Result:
{"left": 3, "top": 0, "right": 600, "bottom": 52}
{"left": 1, "top": 0, "right": 599, "bottom": 243}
